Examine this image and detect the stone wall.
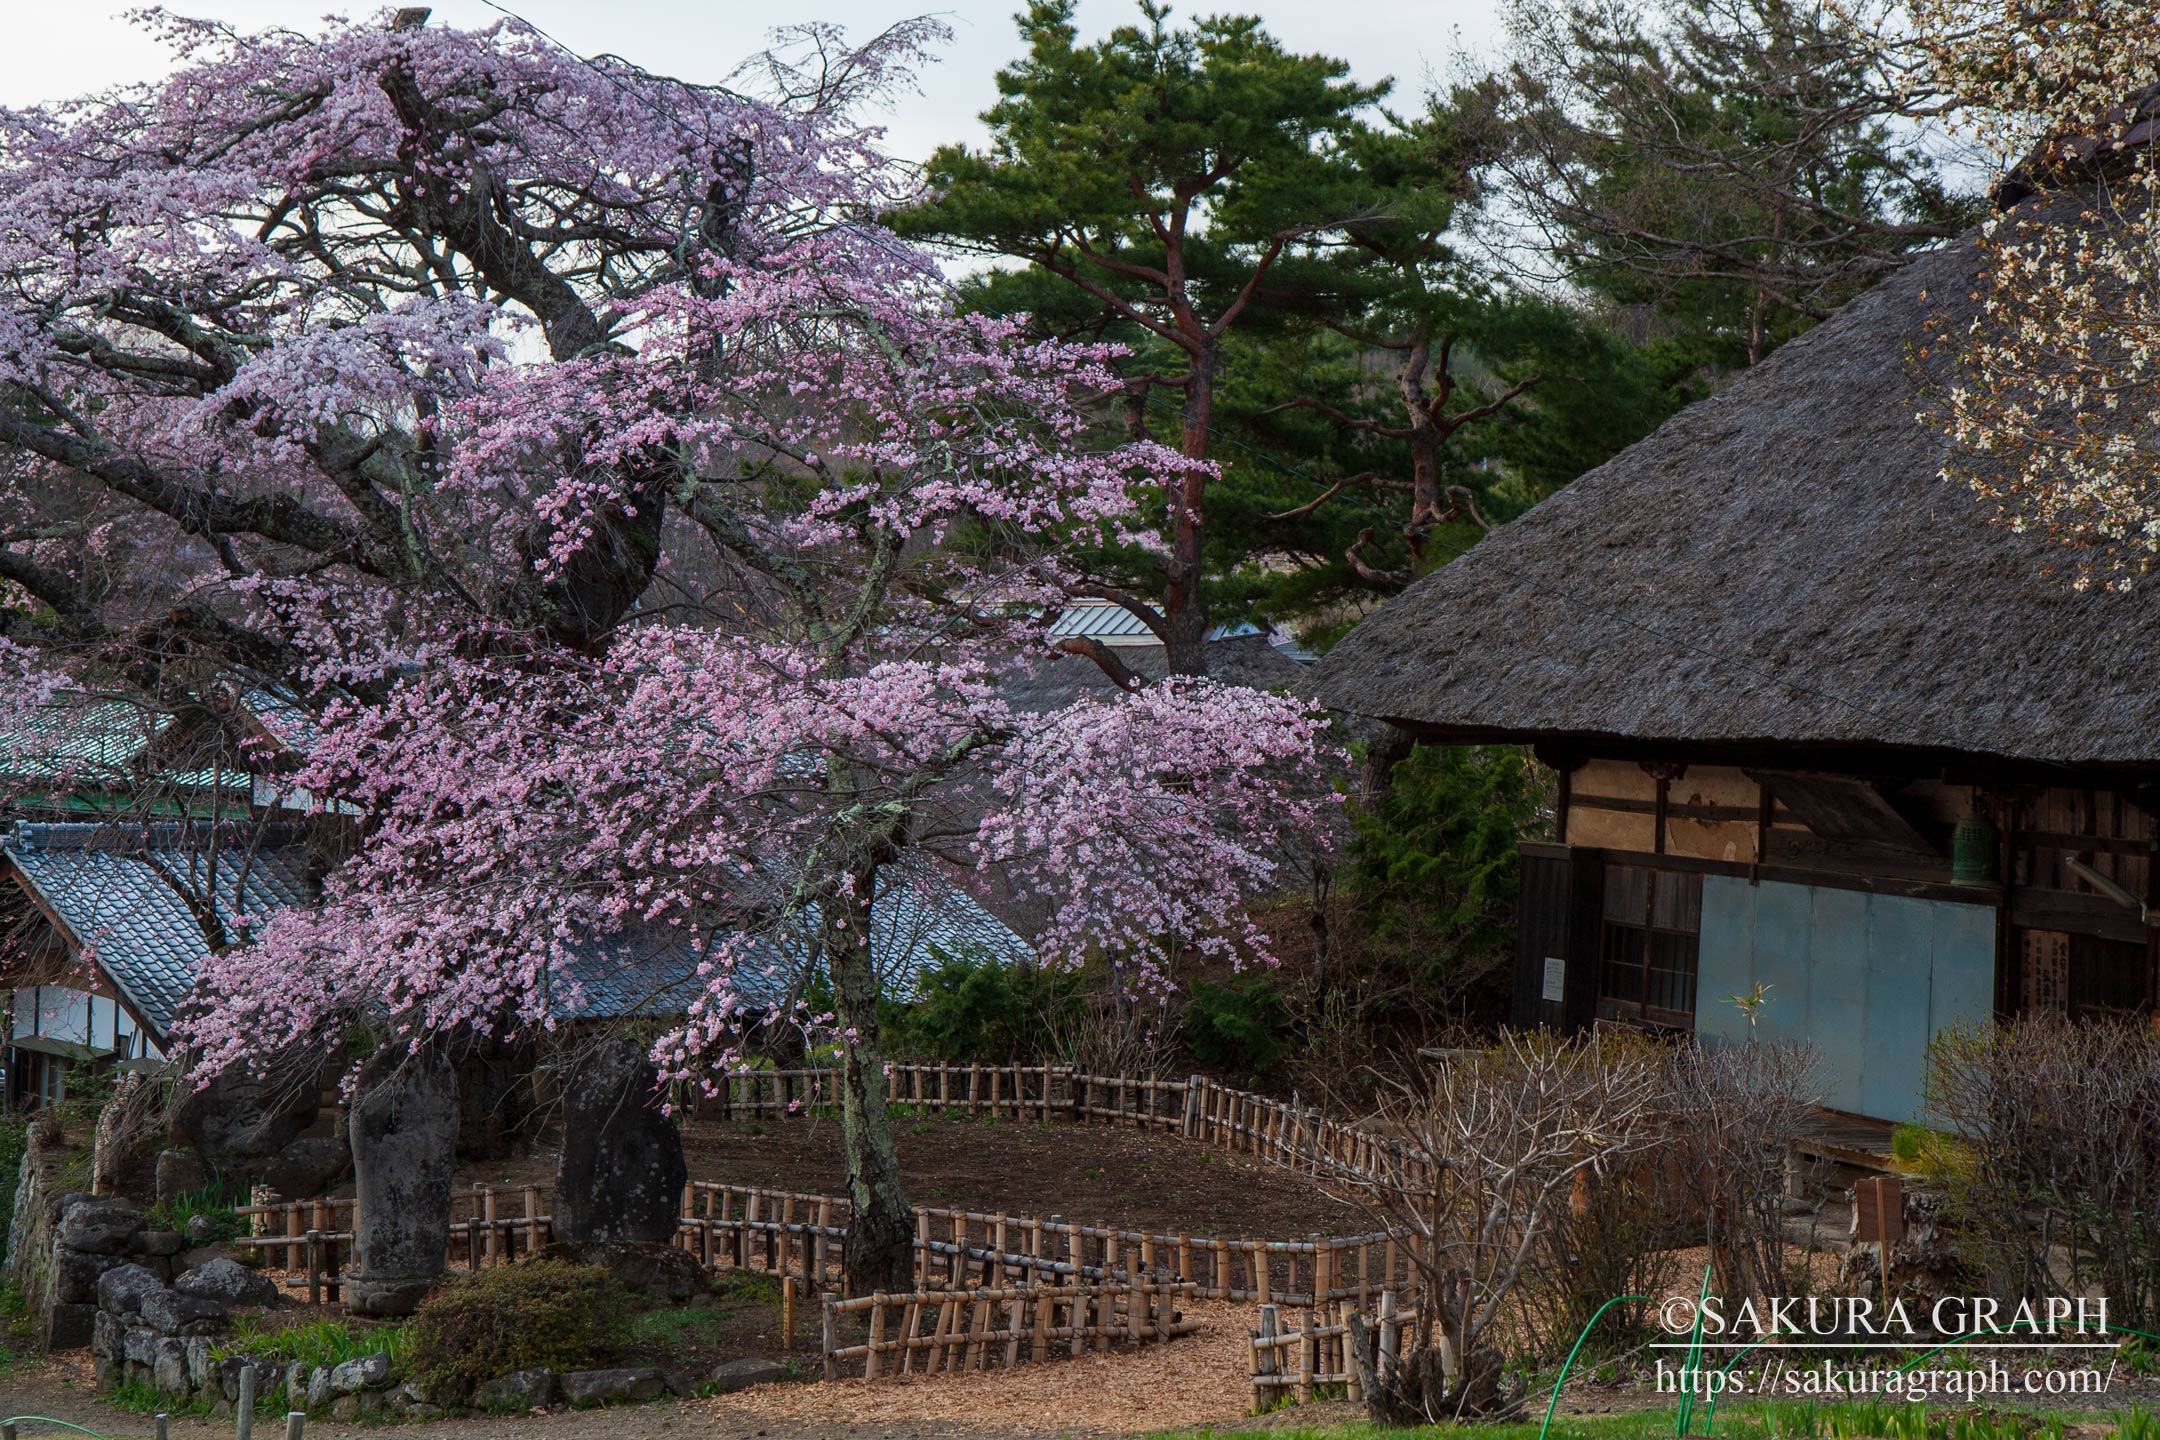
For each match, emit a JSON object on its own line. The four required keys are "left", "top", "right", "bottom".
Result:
{"left": 3, "top": 1124, "right": 76, "bottom": 1345}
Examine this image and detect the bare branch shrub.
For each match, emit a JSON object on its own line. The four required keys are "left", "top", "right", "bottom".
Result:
{"left": 1925, "top": 1016, "right": 2160, "bottom": 1332}
{"left": 1336, "top": 1030, "right": 1667, "bottom": 1421}
{"left": 1654, "top": 1039, "right": 1824, "bottom": 1300}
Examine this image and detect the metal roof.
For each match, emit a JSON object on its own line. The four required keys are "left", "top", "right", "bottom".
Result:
{"left": 3, "top": 823, "right": 312, "bottom": 1041}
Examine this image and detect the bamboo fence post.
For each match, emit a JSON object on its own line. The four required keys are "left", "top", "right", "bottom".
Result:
{"left": 284, "top": 1203, "right": 302, "bottom": 1272}
{"left": 815, "top": 1198, "right": 833, "bottom": 1288}
{"left": 915, "top": 1212, "right": 932, "bottom": 1288}
{"left": 1093, "top": 1285, "right": 1113, "bottom": 1353}
{"left": 821, "top": 1294, "right": 839, "bottom": 1381}
{"left": 304, "top": 1231, "right": 320, "bottom": 1306}
{"left": 523, "top": 1186, "right": 541, "bottom": 1254}
{"left": 781, "top": 1273, "right": 795, "bottom": 1351}
{"left": 483, "top": 1187, "right": 499, "bottom": 1264}
{"left": 865, "top": 1294, "right": 887, "bottom": 1380}
{"left": 1356, "top": 1241, "right": 1371, "bottom": 1313}
{"left": 1253, "top": 1304, "right": 1280, "bottom": 1412}
{"left": 1214, "top": 1240, "right": 1231, "bottom": 1299}
{"left": 1298, "top": 1306, "right": 1317, "bottom": 1403}
{"left": 1254, "top": 1243, "right": 1270, "bottom": 1306}
{"left": 1004, "top": 1293, "right": 1025, "bottom": 1368}
{"left": 1312, "top": 1234, "right": 1330, "bottom": 1305}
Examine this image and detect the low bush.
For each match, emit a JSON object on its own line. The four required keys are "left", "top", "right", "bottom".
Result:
{"left": 1183, "top": 977, "right": 1291, "bottom": 1085}
{"left": 1926, "top": 1015, "right": 2160, "bottom": 1333}
{"left": 881, "top": 950, "right": 1085, "bottom": 1064}
{"left": 402, "top": 1260, "right": 636, "bottom": 1389}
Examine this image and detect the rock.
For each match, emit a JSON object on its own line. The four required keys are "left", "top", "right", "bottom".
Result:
{"left": 54, "top": 1247, "right": 126, "bottom": 1303}
{"left": 553, "top": 1036, "right": 686, "bottom": 1245}
{"left": 306, "top": 1365, "right": 333, "bottom": 1410}
{"left": 662, "top": 1369, "right": 705, "bottom": 1397}
{"left": 177, "top": 1242, "right": 233, "bottom": 1271}
{"left": 356, "top": 1390, "right": 386, "bottom": 1421}
{"left": 141, "top": 1288, "right": 228, "bottom": 1336}
{"left": 707, "top": 1357, "right": 788, "bottom": 1394}
{"left": 97, "top": 1263, "right": 166, "bottom": 1318}
{"left": 124, "top": 1325, "right": 159, "bottom": 1364}
{"left": 176, "top": 1257, "right": 278, "bottom": 1307}
{"left": 186, "top": 1336, "right": 215, "bottom": 1388}
{"left": 473, "top": 1368, "right": 556, "bottom": 1411}
{"left": 93, "top": 1307, "right": 121, "bottom": 1359}
{"left": 347, "top": 1045, "right": 457, "bottom": 1316}
{"left": 401, "top": 1374, "right": 470, "bottom": 1408}
{"left": 58, "top": 1199, "right": 143, "bottom": 1254}
{"left": 261, "top": 1136, "right": 351, "bottom": 1201}
{"left": 170, "top": 1048, "right": 322, "bottom": 1184}
{"left": 328, "top": 1351, "right": 394, "bottom": 1393}
{"left": 406, "top": 1403, "right": 444, "bottom": 1421}
{"left": 95, "top": 1355, "right": 120, "bottom": 1392}
{"left": 47, "top": 1302, "right": 96, "bottom": 1350}
{"left": 218, "top": 1356, "right": 284, "bottom": 1403}
{"left": 134, "top": 1228, "right": 184, "bottom": 1257}
{"left": 330, "top": 1396, "right": 359, "bottom": 1423}
{"left": 182, "top": 1214, "right": 222, "bottom": 1246}
{"left": 540, "top": 1240, "right": 705, "bottom": 1303}
{"left": 153, "top": 1337, "right": 191, "bottom": 1395}
{"left": 285, "top": 1361, "right": 309, "bottom": 1406}
{"left": 155, "top": 1149, "right": 209, "bottom": 1204}
{"left": 559, "top": 1367, "right": 666, "bottom": 1406}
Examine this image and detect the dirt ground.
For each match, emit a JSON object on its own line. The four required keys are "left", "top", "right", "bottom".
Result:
{"left": 1, "top": 1300, "right": 1273, "bottom": 1440}
{"left": 458, "top": 1113, "right": 1369, "bottom": 1240}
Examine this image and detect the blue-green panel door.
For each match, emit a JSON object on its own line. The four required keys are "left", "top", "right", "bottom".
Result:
{"left": 1807, "top": 886, "right": 1870, "bottom": 1114}
{"left": 1860, "top": 895, "right": 1935, "bottom": 1123}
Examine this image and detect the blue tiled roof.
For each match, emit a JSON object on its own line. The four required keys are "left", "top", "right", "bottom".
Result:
{"left": 3, "top": 823, "right": 311, "bottom": 1040}
{"left": 557, "top": 858, "right": 1035, "bottom": 1021}
{"left": 0, "top": 696, "right": 171, "bottom": 787}
{"left": 1046, "top": 602, "right": 1261, "bottom": 644}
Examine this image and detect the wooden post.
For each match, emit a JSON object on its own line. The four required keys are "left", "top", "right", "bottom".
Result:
{"left": 238, "top": 1360, "right": 258, "bottom": 1440}
{"left": 305, "top": 1231, "right": 321, "bottom": 1307}
{"left": 821, "top": 1293, "right": 840, "bottom": 1381}
{"left": 1253, "top": 1305, "right": 1280, "bottom": 1413}
{"left": 1254, "top": 1243, "right": 1271, "bottom": 1306}
{"left": 1377, "top": 1290, "right": 1400, "bottom": 1391}
{"left": 523, "top": 1185, "right": 541, "bottom": 1254}
{"left": 483, "top": 1186, "right": 499, "bottom": 1264}
{"left": 781, "top": 1273, "right": 796, "bottom": 1351}
{"left": 285, "top": 1203, "right": 302, "bottom": 1273}
{"left": 285, "top": 1413, "right": 304, "bottom": 1440}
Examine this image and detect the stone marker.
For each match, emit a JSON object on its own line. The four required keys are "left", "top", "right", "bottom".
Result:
{"left": 346, "top": 1045, "right": 457, "bottom": 1317}
{"left": 551, "top": 1035, "right": 687, "bottom": 1246}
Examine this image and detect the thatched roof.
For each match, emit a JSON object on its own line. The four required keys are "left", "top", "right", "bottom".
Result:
{"left": 1306, "top": 200, "right": 2160, "bottom": 771}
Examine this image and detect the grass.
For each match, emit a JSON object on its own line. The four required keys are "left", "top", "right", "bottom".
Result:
{"left": 213, "top": 1313, "right": 408, "bottom": 1371}
{"left": 1146, "top": 1402, "right": 2155, "bottom": 1440}
{"left": 145, "top": 1179, "right": 250, "bottom": 1245}
{"left": 103, "top": 1376, "right": 218, "bottom": 1419}
{"left": 0, "top": 1279, "right": 40, "bottom": 1373}
{"left": 627, "top": 1306, "right": 740, "bottom": 1365}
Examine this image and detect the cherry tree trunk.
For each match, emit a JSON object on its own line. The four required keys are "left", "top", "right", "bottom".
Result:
{"left": 827, "top": 872, "right": 915, "bottom": 1294}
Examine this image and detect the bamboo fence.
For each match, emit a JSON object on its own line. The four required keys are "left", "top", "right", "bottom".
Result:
{"left": 820, "top": 1279, "right": 1200, "bottom": 1381}
{"left": 229, "top": 1066, "right": 1424, "bottom": 1311}
{"left": 1248, "top": 1292, "right": 1420, "bottom": 1410}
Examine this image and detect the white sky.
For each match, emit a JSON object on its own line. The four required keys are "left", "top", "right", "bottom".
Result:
{"left": 0, "top": 1, "right": 1506, "bottom": 165}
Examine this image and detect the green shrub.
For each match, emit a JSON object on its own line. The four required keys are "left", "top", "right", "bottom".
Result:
{"left": 882, "top": 949, "right": 1084, "bottom": 1064}
{"left": 1183, "top": 977, "right": 1290, "bottom": 1085}
{"left": 0, "top": 1109, "right": 25, "bottom": 1262}
{"left": 402, "top": 1260, "right": 635, "bottom": 1390}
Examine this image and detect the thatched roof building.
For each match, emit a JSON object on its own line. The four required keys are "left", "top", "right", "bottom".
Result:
{"left": 1307, "top": 189, "right": 2160, "bottom": 1133}
{"left": 1308, "top": 221, "right": 2160, "bottom": 773}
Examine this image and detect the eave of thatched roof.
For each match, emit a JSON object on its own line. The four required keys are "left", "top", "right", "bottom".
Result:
{"left": 1306, "top": 199, "right": 2160, "bottom": 772}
